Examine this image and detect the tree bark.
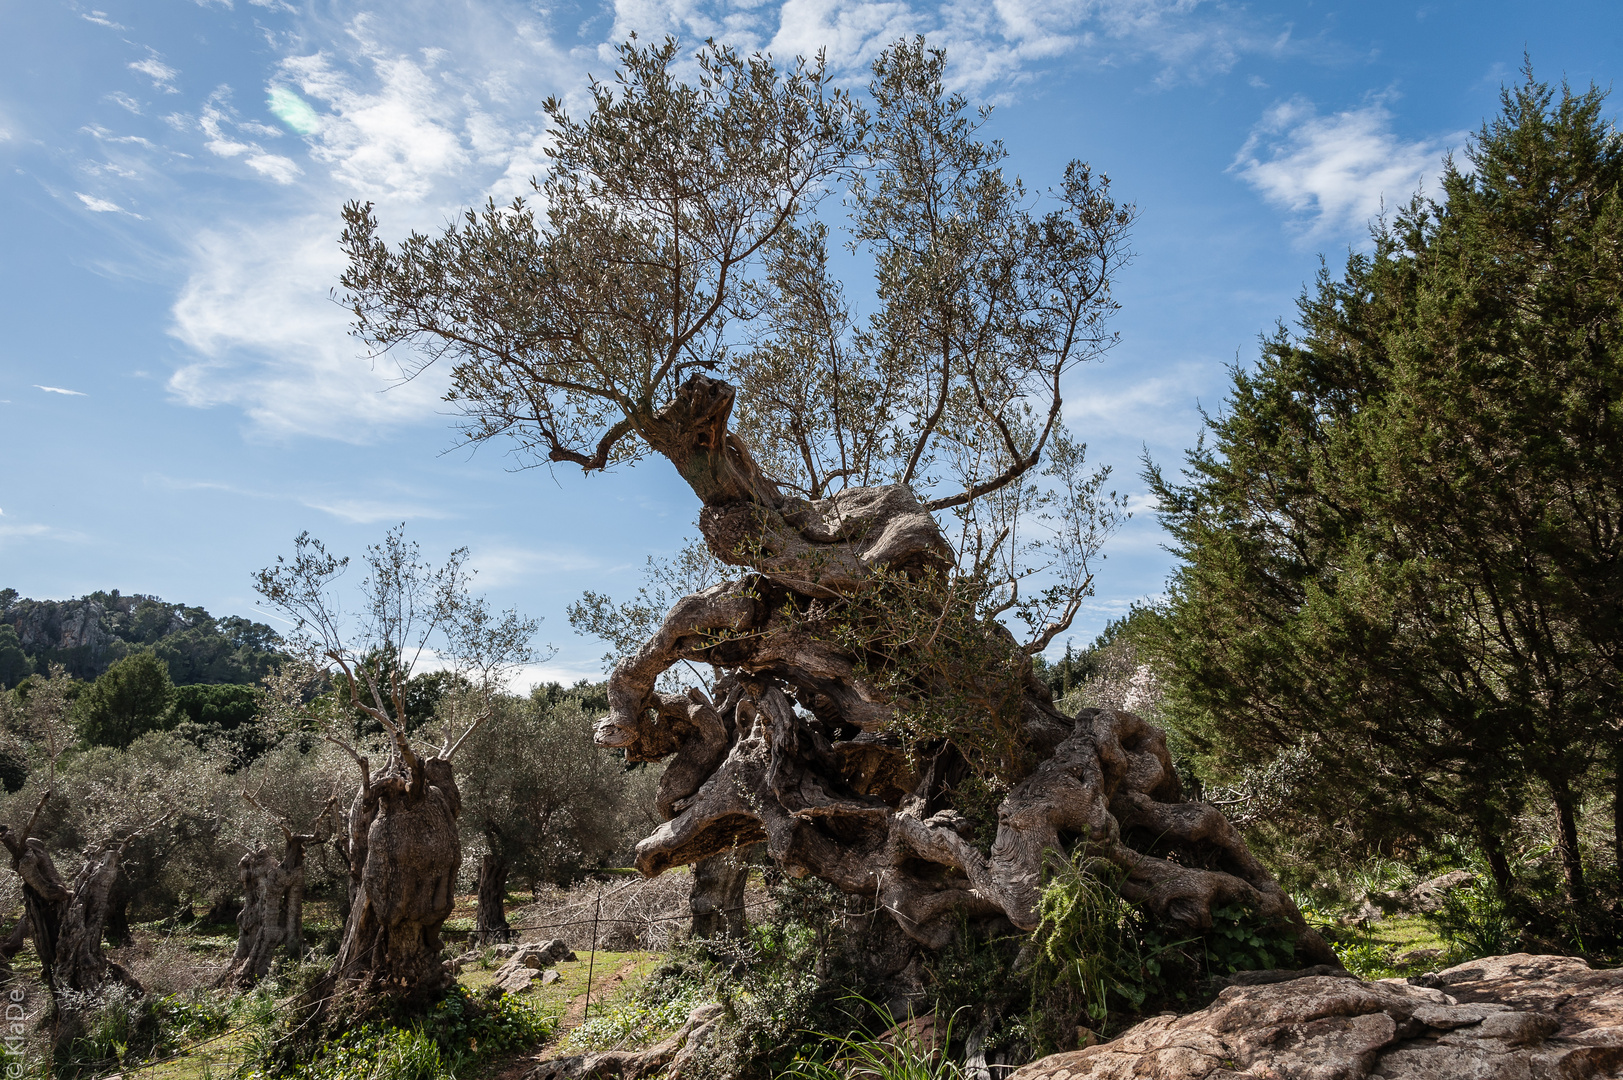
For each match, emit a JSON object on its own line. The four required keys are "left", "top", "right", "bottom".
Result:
{"left": 690, "top": 848, "right": 752, "bottom": 939}
{"left": 0, "top": 797, "right": 144, "bottom": 1008}
{"left": 1477, "top": 824, "right": 1515, "bottom": 897}
{"left": 0, "top": 914, "right": 29, "bottom": 987}
{"left": 476, "top": 850, "right": 512, "bottom": 946}
{"left": 221, "top": 805, "right": 332, "bottom": 989}
{"left": 326, "top": 753, "right": 462, "bottom": 1010}
{"left": 1552, "top": 779, "right": 1587, "bottom": 907}
{"left": 1613, "top": 739, "right": 1623, "bottom": 894}
{"left": 592, "top": 374, "right": 1335, "bottom": 965}
{"left": 104, "top": 874, "right": 132, "bottom": 947}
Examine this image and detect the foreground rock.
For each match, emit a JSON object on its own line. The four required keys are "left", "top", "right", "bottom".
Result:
{"left": 1011, "top": 953, "right": 1623, "bottom": 1079}
{"left": 531, "top": 1004, "right": 725, "bottom": 1080}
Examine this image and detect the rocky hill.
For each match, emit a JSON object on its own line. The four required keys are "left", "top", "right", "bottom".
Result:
{"left": 0, "top": 587, "right": 283, "bottom": 688}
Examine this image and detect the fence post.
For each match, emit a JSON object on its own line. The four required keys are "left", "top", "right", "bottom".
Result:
{"left": 583, "top": 885, "right": 602, "bottom": 1023}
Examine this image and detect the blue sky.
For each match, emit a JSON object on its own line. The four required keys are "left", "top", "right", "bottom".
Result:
{"left": 1, "top": 0, "right": 1617, "bottom": 686}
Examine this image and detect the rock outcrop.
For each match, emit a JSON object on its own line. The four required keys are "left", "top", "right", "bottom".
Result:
{"left": 1011, "top": 953, "right": 1623, "bottom": 1080}
{"left": 490, "top": 939, "right": 578, "bottom": 993}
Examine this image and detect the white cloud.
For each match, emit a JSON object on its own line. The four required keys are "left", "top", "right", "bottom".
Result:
{"left": 298, "top": 496, "right": 453, "bottom": 524}
{"left": 160, "top": 7, "right": 580, "bottom": 441}
{"left": 81, "top": 124, "right": 157, "bottom": 148}
{"left": 467, "top": 544, "right": 607, "bottom": 587}
{"left": 280, "top": 49, "right": 474, "bottom": 200}
{"left": 1232, "top": 97, "right": 1460, "bottom": 241}
{"left": 605, "top": 0, "right": 1285, "bottom": 90}
{"left": 198, "top": 100, "right": 304, "bottom": 184}
{"left": 245, "top": 152, "right": 303, "bottom": 183}
{"left": 130, "top": 57, "right": 180, "bottom": 93}
{"left": 76, "top": 191, "right": 148, "bottom": 217}
{"left": 168, "top": 213, "right": 451, "bottom": 441}
{"left": 35, "top": 385, "right": 87, "bottom": 395}
{"left": 83, "top": 11, "right": 128, "bottom": 29}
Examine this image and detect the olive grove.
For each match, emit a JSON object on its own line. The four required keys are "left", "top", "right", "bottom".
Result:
{"left": 253, "top": 528, "right": 541, "bottom": 1009}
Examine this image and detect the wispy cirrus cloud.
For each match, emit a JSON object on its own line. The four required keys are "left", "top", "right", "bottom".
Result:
{"left": 165, "top": 5, "right": 573, "bottom": 440}
{"left": 197, "top": 94, "right": 303, "bottom": 183}
{"left": 35, "top": 385, "right": 88, "bottom": 395}
{"left": 168, "top": 213, "right": 447, "bottom": 441}
{"left": 297, "top": 495, "right": 453, "bottom": 524}
{"left": 146, "top": 472, "right": 451, "bottom": 524}
{"left": 75, "top": 192, "right": 145, "bottom": 216}
{"left": 1231, "top": 96, "right": 1461, "bottom": 242}
{"left": 607, "top": 0, "right": 1292, "bottom": 90}
{"left": 129, "top": 57, "right": 180, "bottom": 93}
{"left": 466, "top": 544, "right": 608, "bottom": 587}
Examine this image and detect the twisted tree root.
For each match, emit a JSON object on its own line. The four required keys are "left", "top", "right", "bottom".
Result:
{"left": 593, "top": 478, "right": 1331, "bottom": 963}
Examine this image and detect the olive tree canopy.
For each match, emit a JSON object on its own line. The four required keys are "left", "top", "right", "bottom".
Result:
{"left": 339, "top": 37, "right": 1331, "bottom": 969}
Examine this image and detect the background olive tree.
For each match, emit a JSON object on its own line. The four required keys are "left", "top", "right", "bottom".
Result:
{"left": 254, "top": 526, "right": 542, "bottom": 1007}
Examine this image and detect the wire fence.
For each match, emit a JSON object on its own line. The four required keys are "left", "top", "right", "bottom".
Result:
{"left": 120, "top": 885, "right": 776, "bottom": 1077}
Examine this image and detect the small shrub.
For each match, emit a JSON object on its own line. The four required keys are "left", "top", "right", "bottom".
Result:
{"left": 57, "top": 985, "right": 233, "bottom": 1074}
{"left": 562, "top": 975, "right": 707, "bottom": 1051}
{"left": 1198, "top": 903, "right": 1296, "bottom": 975}
{"left": 1332, "top": 940, "right": 1401, "bottom": 981}
{"left": 1426, "top": 880, "right": 1514, "bottom": 964}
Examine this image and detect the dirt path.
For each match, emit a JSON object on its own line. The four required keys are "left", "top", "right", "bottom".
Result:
{"left": 563, "top": 957, "right": 641, "bottom": 1028}
{"left": 495, "top": 958, "right": 644, "bottom": 1079}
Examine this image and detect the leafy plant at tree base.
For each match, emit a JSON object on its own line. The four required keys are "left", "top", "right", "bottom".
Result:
{"left": 1024, "top": 850, "right": 1304, "bottom": 1053}
{"left": 237, "top": 984, "right": 553, "bottom": 1080}
{"left": 1029, "top": 852, "right": 1151, "bottom": 1038}
{"left": 778, "top": 1001, "right": 965, "bottom": 1080}
{"left": 1198, "top": 903, "right": 1297, "bottom": 975}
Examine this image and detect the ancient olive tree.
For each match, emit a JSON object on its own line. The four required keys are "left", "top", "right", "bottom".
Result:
{"left": 255, "top": 528, "right": 540, "bottom": 1006}
{"left": 340, "top": 38, "right": 1331, "bottom": 964}
{"left": 220, "top": 784, "right": 340, "bottom": 989}
{"left": 0, "top": 668, "right": 213, "bottom": 1029}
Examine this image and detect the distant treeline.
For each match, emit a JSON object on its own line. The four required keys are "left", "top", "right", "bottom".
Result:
{"left": 0, "top": 588, "right": 284, "bottom": 690}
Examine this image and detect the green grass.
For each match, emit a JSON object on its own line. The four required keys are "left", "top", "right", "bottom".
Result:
{"left": 456, "top": 949, "right": 665, "bottom": 1020}
{"left": 560, "top": 978, "right": 708, "bottom": 1052}
{"left": 1328, "top": 916, "right": 1449, "bottom": 979}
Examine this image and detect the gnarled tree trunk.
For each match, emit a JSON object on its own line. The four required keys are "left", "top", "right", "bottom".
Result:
{"left": 0, "top": 796, "right": 145, "bottom": 1010}
{"left": 0, "top": 829, "right": 143, "bottom": 1008}
{"left": 328, "top": 752, "right": 462, "bottom": 1008}
{"left": 593, "top": 375, "right": 1334, "bottom": 965}
{"left": 222, "top": 800, "right": 335, "bottom": 989}
{"left": 476, "top": 849, "right": 512, "bottom": 946}
{"left": 690, "top": 848, "right": 753, "bottom": 939}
